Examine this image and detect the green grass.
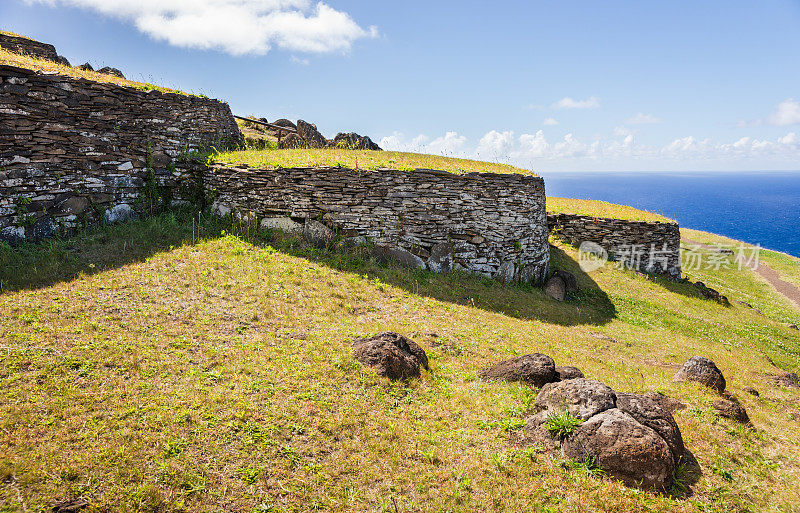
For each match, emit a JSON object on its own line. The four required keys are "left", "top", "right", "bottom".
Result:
{"left": 211, "top": 148, "right": 536, "bottom": 175}
{"left": 545, "top": 411, "right": 583, "bottom": 439}
{"left": 547, "top": 197, "right": 675, "bottom": 223}
{"left": 0, "top": 207, "right": 799, "bottom": 512}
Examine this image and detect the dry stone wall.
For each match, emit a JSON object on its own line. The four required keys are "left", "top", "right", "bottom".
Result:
{"left": 207, "top": 164, "right": 551, "bottom": 284}
{"left": 547, "top": 213, "right": 681, "bottom": 278}
{"left": 0, "top": 64, "right": 241, "bottom": 243}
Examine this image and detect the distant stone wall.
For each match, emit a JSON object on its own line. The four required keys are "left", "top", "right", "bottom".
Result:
{"left": 547, "top": 213, "right": 681, "bottom": 278}
{"left": 206, "top": 164, "right": 551, "bottom": 284}
{"left": 0, "top": 64, "right": 241, "bottom": 244}
{"left": 0, "top": 33, "right": 59, "bottom": 61}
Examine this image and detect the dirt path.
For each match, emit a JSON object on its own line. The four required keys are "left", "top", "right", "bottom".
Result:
{"left": 682, "top": 237, "right": 800, "bottom": 311}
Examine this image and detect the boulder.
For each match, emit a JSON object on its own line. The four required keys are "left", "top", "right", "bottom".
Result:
{"left": 260, "top": 217, "right": 303, "bottom": 234}
{"left": 303, "top": 219, "right": 333, "bottom": 247}
{"left": 712, "top": 399, "right": 750, "bottom": 424}
{"left": 97, "top": 66, "right": 125, "bottom": 78}
{"left": 544, "top": 276, "right": 566, "bottom": 301}
{"left": 352, "top": 332, "right": 428, "bottom": 380}
{"left": 615, "top": 393, "right": 685, "bottom": 461}
{"left": 497, "top": 261, "right": 515, "bottom": 284}
{"left": 372, "top": 245, "right": 426, "bottom": 270}
{"left": 56, "top": 55, "right": 71, "bottom": 67}
{"left": 640, "top": 392, "right": 687, "bottom": 414}
{"left": 427, "top": 242, "right": 453, "bottom": 273}
{"left": 331, "top": 132, "right": 382, "bottom": 150}
{"left": 555, "top": 366, "right": 584, "bottom": 380}
{"left": 0, "top": 225, "right": 26, "bottom": 245}
{"left": 77, "top": 63, "right": 94, "bottom": 72}
{"left": 554, "top": 269, "right": 578, "bottom": 292}
{"left": 534, "top": 378, "right": 616, "bottom": 420}
{"left": 525, "top": 383, "right": 686, "bottom": 490}
{"left": 673, "top": 356, "right": 726, "bottom": 393}
{"left": 479, "top": 354, "right": 558, "bottom": 388}
{"left": 296, "top": 120, "right": 327, "bottom": 148}
{"left": 562, "top": 408, "right": 675, "bottom": 490}
{"left": 104, "top": 204, "right": 135, "bottom": 223}
{"left": 210, "top": 200, "right": 231, "bottom": 218}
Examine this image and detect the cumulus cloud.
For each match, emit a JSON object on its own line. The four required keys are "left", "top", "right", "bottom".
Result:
{"left": 26, "top": 0, "right": 378, "bottom": 55}
{"left": 625, "top": 112, "right": 661, "bottom": 125}
{"left": 552, "top": 96, "right": 600, "bottom": 110}
{"left": 542, "top": 117, "right": 559, "bottom": 126}
{"left": 766, "top": 99, "right": 800, "bottom": 126}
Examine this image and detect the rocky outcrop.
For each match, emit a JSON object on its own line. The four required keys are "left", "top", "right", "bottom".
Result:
{"left": 332, "top": 132, "right": 381, "bottom": 150}
{"left": 296, "top": 119, "right": 327, "bottom": 148}
{"left": 673, "top": 356, "right": 726, "bottom": 393}
{"left": 479, "top": 354, "right": 558, "bottom": 388}
{"left": 352, "top": 332, "right": 428, "bottom": 380}
{"left": 525, "top": 379, "right": 686, "bottom": 490}
{"left": 0, "top": 33, "right": 59, "bottom": 61}
{"left": 97, "top": 66, "right": 125, "bottom": 79}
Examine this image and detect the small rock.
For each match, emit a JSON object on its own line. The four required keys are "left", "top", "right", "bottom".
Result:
{"left": 555, "top": 366, "right": 584, "bottom": 380}
{"left": 544, "top": 276, "right": 566, "bottom": 301}
{"left": 479, "top": 354, "right": 558, "bottom": 388}
{"left": 210, "top": 200, "right": 231, "bottom": 218}
{"left": 0, "top": 225, "right": 26, "bottom": 245}
{"left": 673, "top": 356, "right": 726, "bottom": 393}
{"left": 352, "top": 332, "right": 428, "bottom": 380}
{"left": 51, "top": 497, "right": 89, "bottom": 512}
{"left": 427, "top": 242, "right": 453, "bottom": 273}
{"left": 743, "top": 386, "right": 760, "bottom": 396}
{"left": 535, "top": 378, "right": 616, "bottom": 420}
{"left": 712, "top": 399, "right": 750, "bottom": 424}
{"left": 77, "top": 63, "right": 93, "bottom": 72}
{"left": 303, "top": 219, "right": 333, "bottom": 247}
{"left": 496, "top": 261, "right": 515, "bottom": 284}
{"left": 554, "top": 269, "right": 578, "bottom": 292}
{"left": 788, "top": 324, "right": 799, "bottom": 330}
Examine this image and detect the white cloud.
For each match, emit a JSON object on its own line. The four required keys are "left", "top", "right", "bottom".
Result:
{"left": 542, "top": 117, "right": 559, "bottom": 126}
{"left": 552, "top": 96, "right": 600, "bottom": 110}
{"left": 290, "top": 55, "right": 310, "bottom": 65}
{"left": 766, "top": 99, "right": 800, "bottom": 126}
{"left": 26, "top": 0, "right": 378, "bottom": 55}
{"left": 476, "top": 130, "right": 515, "bottom": 158}
{"left": 427, "top": 131, "right": 468, "bottom": 156}
{"left": 625, "top": 112, "right": 661, "bottom": 125}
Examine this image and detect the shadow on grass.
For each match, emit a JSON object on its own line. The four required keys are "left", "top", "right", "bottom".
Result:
{"left": 0, "top": 210, "right": 617, "bottom": 327}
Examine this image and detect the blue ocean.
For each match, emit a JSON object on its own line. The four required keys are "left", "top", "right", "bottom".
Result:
{"left": 541, "top": 171, "right": 800, "bottom": 258}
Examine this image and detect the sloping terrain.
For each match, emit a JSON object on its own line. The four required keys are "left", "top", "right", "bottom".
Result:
{"left": 1, "top": 205, "right": 799, "bottom": 513}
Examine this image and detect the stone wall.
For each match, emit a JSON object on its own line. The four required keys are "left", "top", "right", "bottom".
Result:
{"left": 0, "top": 33, "right": 59, "bottom": 61}
{"left": 548, "top": 213, "right": 681, "bottom": 278}
{"left": 0, "top": 64, "right": 241, "bottom": 243}
{"left": 206, "top": 164, "right": 551, "bottom": 284}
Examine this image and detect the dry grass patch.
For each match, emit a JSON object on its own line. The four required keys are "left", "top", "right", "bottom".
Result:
{"left": 547, "top": 197, "right": 674, "bottom": 223}
{"left": 212, "top": 148, "right": 536, "bottom": 176}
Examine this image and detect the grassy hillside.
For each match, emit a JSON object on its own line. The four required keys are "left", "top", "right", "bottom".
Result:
{"left": 547, "top": 197, "right": 675, "bottom": 223}
{"left": 212, "top": 148, "right": 535, "bottom": 176}
{"left": 1, "top": 206, "right": 799, "bottom": 512}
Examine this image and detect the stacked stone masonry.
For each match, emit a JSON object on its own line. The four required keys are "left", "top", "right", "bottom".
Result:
{"left": 207, "top": 164, "right": 551, "bottom": 284}
{"left": 0, "top": 33, "right": 59, "bottom": 62}
{"left": 548, "top": 213, "right": 681, "bottom": 278}
{"left": 0, "top": 64, "right": 241, "bottom": 243}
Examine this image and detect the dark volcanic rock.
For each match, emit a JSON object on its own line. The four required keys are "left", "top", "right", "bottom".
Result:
{"left": 673, "top": 356, "right": 726, "bottom": 393}
{"left": 296, "top": 119, "right": 326, "bottom": 148}
{"left": 772, "top": 372, "right": 800, "bottom": 388}
{"left": 56, "top": 55, "right": 71, "bottom": 67}
{"left": 278, "top": 133, "right": 305, "bottom": 149}
{"left": 562, "top": 408, "right": 675, "bottom": 490}
{"left": 712, "top": 399, "right": 750, "bottom": 423}
{"left": 743, "top": 386, "right": 760, "bottom": 396}
{"left": 272, "top": 118, "right": 297, "bottom": 130}
{"left": 352, "top": 332, "right": 428, "bottom": 380}
{"left": 555, "top": 366, "right": 584, "bottom": 380}
{"left": 479, "top": 353, "right": 558, "bottom": 388}
{"left": 331, "top": 132, "right": 382, "bottom": 150}
{"left": 77, "top": 63, "right": 94, "bottom": 72}
{"left": 616, "top": 392, "right": 685, "bottom": 461}
{"left": 534, "top": 378, "right": 616, "bottom": 420}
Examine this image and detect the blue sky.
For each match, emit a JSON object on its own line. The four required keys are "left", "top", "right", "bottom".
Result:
{"left": 4, "top": 0, "right": 800, "bottom": 172}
